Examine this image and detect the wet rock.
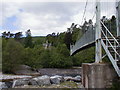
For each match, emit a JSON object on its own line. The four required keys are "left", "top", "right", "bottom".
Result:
{"left": 50, "top": 75, "right": 64, "bottom": 84}
{"left": 0, "top": 82, "right": 8, "bottom": 89}
{"left": 33, "top": 75, "right": 51, "bottom": 86}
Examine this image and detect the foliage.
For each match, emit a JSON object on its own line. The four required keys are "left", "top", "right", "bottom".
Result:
{"left": 2, "top": 31, "right": 22, "bottom": 39}
{"left": 50, "top": 44, "right": 73, "bottom": 68}
{"left": 73, "top": 46, "right": 95, "bottom": 66}
{"left": 101, "top": 15, "right": 117, "bottom": 37}
{"left": 39, "top": 49, "right": 52, "bottom": 68}
{"left": 24, "top": 29, "right": 34, "bottom": 48}
{"left": 64, "top": 31, "right": 72, "bottom": 50}
{"left": 39, "top": 44, "right": 73, "bottom": 68}
{"left": 2, "top": 39, "right": 24, "bottom": 73}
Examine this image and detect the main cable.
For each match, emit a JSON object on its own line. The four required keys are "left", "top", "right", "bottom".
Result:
{"left": 81, "top": 0, "right": 88, "bottom": 25}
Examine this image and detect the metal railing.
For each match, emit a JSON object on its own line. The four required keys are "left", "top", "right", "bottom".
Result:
{"left": 101, "top": 21, "right": 120, "bottom": 61}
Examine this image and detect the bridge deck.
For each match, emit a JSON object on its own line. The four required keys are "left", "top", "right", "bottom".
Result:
{"left": 70, "top": 27, "right": 95, "bottom": 55}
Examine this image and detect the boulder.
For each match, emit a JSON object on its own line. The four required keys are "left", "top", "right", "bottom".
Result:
{"left": 33, "top": 75, "right": 51, "bottom": 86}
{"left": 74, "top": 75, "right": 81, "bottom": 81}
{"left": 28, "top": 79, "right": 38, "bottom": 86}
{"left": 5, "top": 81, "right": 13, "bottom": 88}
{"left": 50, "top": 75, "right": 64, "bottom": 84}
{"left": 0, "top": 82, "right": 8, "bottom": 89}
{"left": 71, "top": 75, "right": 81, "bottom": 82}
{"left": 12, "top": 78, "right": 29, "bottom": 87}
{"left": 64, "top": 75, "right": 81, "bottom": 82}
{"left": 12, "top": 65, "right": 40, "bottom": 76}
{"left": 64, "top": 76, "right": 73, "bottom": 81}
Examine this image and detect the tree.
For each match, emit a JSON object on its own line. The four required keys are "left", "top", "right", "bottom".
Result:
{"left": 110, "top": 15, "right": 117, "bottom": 36}
{"left": 24, "top": 29, "right": 34, "bottom": 48}
{"left": 64, "top": 28, "right": 72, "bottom": 50}
{"left": 50, "top": 44, "right": 73, "bottom": 68}
{"left": 2, "top": 31, "right": 7, "bottom": 38}
{"left": 2, "top": 39, "right": 24, "bottom": 73}
{"left": 39, "top": 49, "right": 52, "bottom": 68}
{"left": 2, "top": 31, "right": 14, "bottom": 39}
{"left": 14, "top": 32, "right": 22, "bottom": 39}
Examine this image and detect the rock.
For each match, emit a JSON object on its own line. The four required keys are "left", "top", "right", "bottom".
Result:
{"left": 17, "top": 65, "right": 31, "bottom": 70}
{"left": 50, "top": 75, "right": 64, "bottom": 84}
{"left": 28, "top": 79, "right": 38, "bottom": 86}
{"left": 72, "top": 75, "right": 81, "bottom": 82}
{"left": 5, "top": 81, "right": 13, "bottom": 88}
{"left": 64, "top": 76, "right": 73, "bottom": 81}
{"left": 0, "top": 82, "right": 8, "bottom": 89}
{"left": 12, "top": 65, "right": 40, "bottom": 76}
{"left": 64, "top": 75, "right": 81, "bottom": 82}
{"left": 74, "top": 75, "right": 81, "bottom": 81}
{"left": 12, "top": 78, "right": 29, "bottom": 87}
{"left": 33, "top": 75, "right": 51, "bottom": 86}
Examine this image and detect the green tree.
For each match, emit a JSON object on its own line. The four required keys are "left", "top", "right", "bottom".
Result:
{"left": 39, "top": 49, "right": 52, "bottom": 68}
{"left": 64, "top": 29, "right": 72, "bottom": 50}
{"left": 2, "top": 39, "right": 24, "bottom": 73}
{"left": 73, "top": 46, "right": 95, "bottom": 66}
{"left": 24, "top": 29, "right": 34, "bottom": 48}
{"left": 50, "top": 52, "right": 73, "bottom": 68}
{"left": 50, "top": 44, "right": 73, "bottom": 68}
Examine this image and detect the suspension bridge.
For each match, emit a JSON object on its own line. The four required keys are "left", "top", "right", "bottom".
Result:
{"left": 70, "top": 1, "right": 120, "bottom": 77}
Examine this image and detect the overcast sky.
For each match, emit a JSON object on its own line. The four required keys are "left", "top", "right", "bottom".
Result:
{"left": 0, "top": 0, "right": 117, "bottom": 36}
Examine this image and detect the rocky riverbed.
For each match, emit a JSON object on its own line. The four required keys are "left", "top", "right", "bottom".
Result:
{"left": 0, "top": 74, "right": 83, "bottom": 89}
{"left": 0, "top": 66, "right": 83, "bottom": 89}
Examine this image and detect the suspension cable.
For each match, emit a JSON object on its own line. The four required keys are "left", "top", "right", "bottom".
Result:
{"left": 91, "top": 11, "right": 96, "bottom": 21}
{"left": 81, "top": 0, "right": 88, "bottom": 25}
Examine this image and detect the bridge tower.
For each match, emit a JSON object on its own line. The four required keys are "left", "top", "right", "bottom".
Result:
{"left": 95, "top": 1, "right": 102, "bottom": 63}
{"left": 116, "top": 0, "right": 120, "bottom": 37}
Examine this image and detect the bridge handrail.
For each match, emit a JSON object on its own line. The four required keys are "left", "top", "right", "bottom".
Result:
{"left": 101, "top": 28, "right": 120, "bottom": 58}
{"left": 101, "top": 21, "right": 120, "bottom": 59}
{"left": 101, "top": 21, "right": 119, "bottom": 45}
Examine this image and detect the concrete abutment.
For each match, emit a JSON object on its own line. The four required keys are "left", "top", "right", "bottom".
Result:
{"left": 82, "top": 63, "right": 118, "bottom": 88}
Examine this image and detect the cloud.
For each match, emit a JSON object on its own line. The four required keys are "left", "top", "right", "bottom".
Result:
{"left": 0, "top": 1, "right": 116, "bottom": 36}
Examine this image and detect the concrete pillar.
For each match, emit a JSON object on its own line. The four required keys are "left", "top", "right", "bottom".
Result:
{"left": 82, "top": 63, "right": 118, "bottom": 88}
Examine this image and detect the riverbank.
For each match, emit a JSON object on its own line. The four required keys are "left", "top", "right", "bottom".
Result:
{"left": 0, "top": 67, "right": 83, "bottom": 89}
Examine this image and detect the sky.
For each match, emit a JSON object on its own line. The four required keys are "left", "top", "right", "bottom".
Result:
{"left": 0, "top": 0, "right": 117, "bottom": 36}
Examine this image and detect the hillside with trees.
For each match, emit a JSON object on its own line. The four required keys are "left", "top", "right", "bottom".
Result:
{"left": 1, "top": 15, "right": 117, "bottom": 74}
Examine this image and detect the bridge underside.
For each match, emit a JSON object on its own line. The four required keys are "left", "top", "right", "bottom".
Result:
{"left": 70, "top": 28, "right": 95, "bottom": 55}
{"left": 71, "top": 42, "right": 95, "bottom": 56}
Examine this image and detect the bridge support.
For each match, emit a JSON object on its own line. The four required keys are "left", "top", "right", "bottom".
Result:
{"left": 116, "top": 1, "right": 120, "bottom": 37}
{"left": 82, "top": 63, "right": 118, "bottom": 88}
{"left": 95, "top": 1, "right": 102, "bottom": 63}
